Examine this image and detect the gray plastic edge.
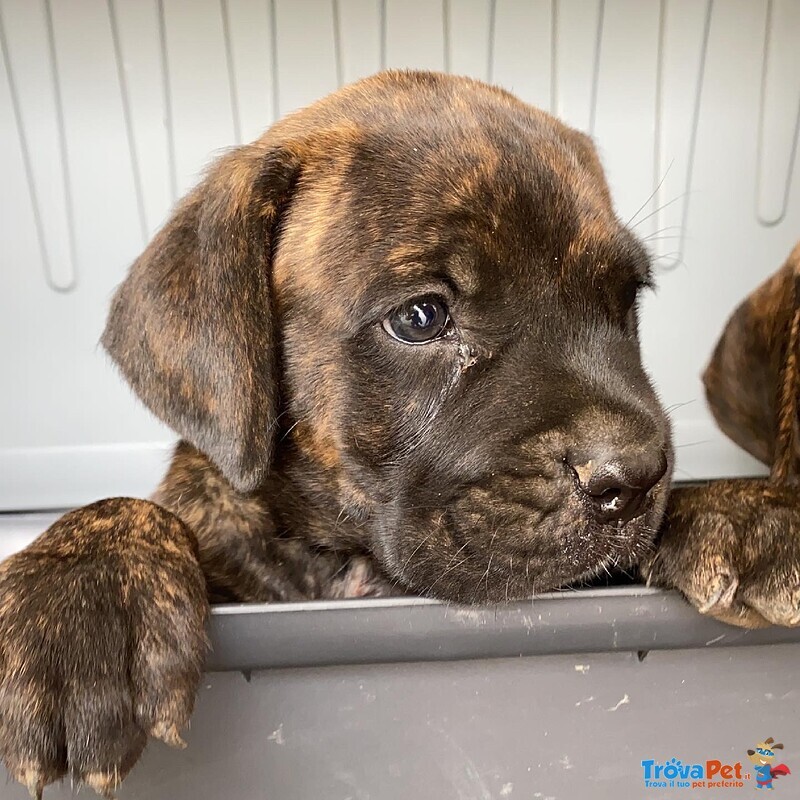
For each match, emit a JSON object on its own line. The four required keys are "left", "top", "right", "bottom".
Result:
{"left": 205, "top": 586, "right": 800, "bottom": 672}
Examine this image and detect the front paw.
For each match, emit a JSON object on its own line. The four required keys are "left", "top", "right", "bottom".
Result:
{"left": 0, "top": 498, "right": 208, "bottom": 798}
{"left": 644, "top": 480, "right": 800, "bottom": 628}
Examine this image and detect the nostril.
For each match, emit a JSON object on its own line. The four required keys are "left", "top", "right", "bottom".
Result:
{"left": 566, "top": 450, "right": 668, "bottom": 524}
{"left": 592, "top": 485, "right": 639, "bottom": 521}
{"left": 594, "top": 486, "right": 623, "bottom": 506}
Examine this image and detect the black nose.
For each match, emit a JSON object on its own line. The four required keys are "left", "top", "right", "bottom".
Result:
{"left": 567, "top": 450, "right": 668, "bottom": 523}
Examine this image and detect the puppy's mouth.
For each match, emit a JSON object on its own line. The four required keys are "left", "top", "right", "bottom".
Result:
{"left": 375, "top": 478, "right": 669, "bottom": 604}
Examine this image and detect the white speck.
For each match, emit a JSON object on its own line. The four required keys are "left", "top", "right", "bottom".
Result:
{"left": 500, "top": 783, "right": 514, "bottom": 796}
{"left": 559, "top": 755, "right": 573, "bottom": 770}
{"left": 574, "top": 664, "right": 590, "bottom": 674}
{"left": 606, "top": 694, "right": 630, "bottom": 712}
{"left": 575, "top": 695, "right": 594, "bottom": 707}
{"left": 765, "top": 693, "right": 774, "bottom": 700}
{"left": 267, "top": 724, "right": 285, "bottom": 745}
{"left": 705, "top": 633, "right": 726, "bottom": 645}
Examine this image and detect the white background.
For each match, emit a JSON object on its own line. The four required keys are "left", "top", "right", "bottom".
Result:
{"left": 1, "top": 0, "right": 798, "bottom": 510}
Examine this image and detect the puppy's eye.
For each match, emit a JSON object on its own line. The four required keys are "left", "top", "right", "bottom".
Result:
{"left": 621, "top": 277, "right": 651, "bottom": 314}
{"left": 382, "top": 296, "right": 451, "bottom": 344}
{"left": 621, "top": 281, "right": 639, "bottom": 313}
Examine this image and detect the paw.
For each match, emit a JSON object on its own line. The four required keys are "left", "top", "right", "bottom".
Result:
{"left": 0, "top": 498, "right": 208, "bottom": 798}
{"left": 644, "top": 480, "right": 800, "bottom": 628}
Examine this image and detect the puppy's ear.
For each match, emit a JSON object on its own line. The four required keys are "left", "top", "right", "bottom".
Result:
{"left": 102, "top": 142, "right": 302, "bottom": 492}
{"left": 703, "top": 241, "right": 800, "bottom": 477}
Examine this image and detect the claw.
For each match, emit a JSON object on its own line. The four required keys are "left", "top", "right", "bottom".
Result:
{"left": 83, "top": 770, "right": 118, "bottom": 799}
{"left": 26, "top": 781, "right": 43, "bottom": 800}
{"left": 151, "top": 719, "right": 187, "bottom": 749}
{"left": 697, "top": 569, "right": 739, "bottom": 614}
{"left": 15, "top": 764, "right": 45, "bottom": 800}
{"left": 745, "top": 584, "right": 800, "bottom": 627}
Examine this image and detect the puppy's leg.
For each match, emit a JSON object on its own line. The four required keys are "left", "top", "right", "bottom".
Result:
{"left": 642, "top": 480, "right": 800, "bottom": 628}
{"left": 0, "top": 498, "right": 208, "bottom": 798}
{"left": 155, "top": 441, "right": 397, "bottom": 601}
{"left": 649, "top": 244, "right": 800, "bottom": 628}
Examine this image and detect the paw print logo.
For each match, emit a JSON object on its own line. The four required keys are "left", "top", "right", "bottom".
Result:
{"left": 747, "top": 738, "right": 791, "bottom": 790}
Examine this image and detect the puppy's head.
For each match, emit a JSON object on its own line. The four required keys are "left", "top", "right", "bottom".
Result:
{"left": 104, "top": 71, "right": 672, "bottom": 602}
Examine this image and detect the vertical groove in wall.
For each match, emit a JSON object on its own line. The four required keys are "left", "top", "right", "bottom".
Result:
{"left": 0, "top": 5, "right": 50, "bottom": 290}
{"left": 269, "top": 0, "right": 279, "bottom": 119}
{"left": 486, "top": 0, "right": 496, "bottom": 83}
{"left": 755, "top": 0, "right": 773, "bottom": 226}
{"left": 107, "top": 0, "right": 148, "bottom": 244}
{"left": 43, "top": 0, "right": 77, "bottom": 291}
{"left": 332, "top": 0, "right": 343, "bottom": 86}
{"left": 549, "top": 0, "right": 557, "bottom": 116}
{"left": 655, "top": 0, "right": 712, "bottom": 270}
{"left": 676, "top": 0, "right": 712, "bottom": 259}
{"left": 653, "top": 0, "right": 666, "bottom": 231}
{"left": 777, "top": 87, "right": 800, "bottom": 228}
{"left": 755, "top": 0, "right": 800, "bottom": 227}
{"left": 442, "top": 0, "right": 450, "bottom": 74}
{"left": 379, "top": 0, "right": 386, "bottom": 70}
{"left": 588, "top": 0, "right": 604, "bottom": 136}
{"left": 220, "top": 0, "right": 242, "bottom": 144}
{"left": 157, "top": 0, "right": 177, "bottom": 202}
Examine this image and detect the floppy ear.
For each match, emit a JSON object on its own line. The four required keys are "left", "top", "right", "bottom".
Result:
{"left": 703, "top": 241, "right": 800, "bottom": 478}
{"left": 102, "top": 142, "right": 302, "bottom": 492}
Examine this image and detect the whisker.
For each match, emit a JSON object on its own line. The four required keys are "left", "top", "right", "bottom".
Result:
{"left": 625, "top": 159, "right": 675, "bottom": 227}
{"left": 629, "top": 191, "right": 690, "bottom": 232}
{"left": 663, "top": 399, "right": 695, "bottom": 416}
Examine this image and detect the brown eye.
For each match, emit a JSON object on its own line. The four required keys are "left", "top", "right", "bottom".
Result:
{"left": 382, "top": 296, "right": 450, "bottom": 344}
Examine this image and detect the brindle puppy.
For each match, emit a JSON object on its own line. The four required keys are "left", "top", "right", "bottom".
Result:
{"left": 1, "top": 71, "right": 799, "bottom": 798}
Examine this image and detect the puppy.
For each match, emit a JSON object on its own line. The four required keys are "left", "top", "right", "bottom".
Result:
{"left": 1, "top": 70, "right": 799, "bottom": 798}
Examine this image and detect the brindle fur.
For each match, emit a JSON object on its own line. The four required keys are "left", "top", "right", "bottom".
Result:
{"left": 1, "top": 71, "right": 799, "bottom": 797}
{"left": 703, "top": 241, "right": 800, "bottom": 473}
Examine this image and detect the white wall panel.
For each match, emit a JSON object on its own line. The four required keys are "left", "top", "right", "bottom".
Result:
{"left": 651, "top": 0, "right": 711, "bottom": 270}
{"left": 108, "top": 0, "right": 172, "bottom": 241}
{"left": 335, "top": 0, "right": 382, "bottom": 83}
{"left": 2, "top": 0, "right": 799, "bottom": 508}
{"left": 0, "top": 0, "right": 76, "bottom": 291}
{"left": 445, "top": 0, "right": 492, "bottom": 80}
{"left": 491, "top": 0, "right": 552, "bottom": 109}
{"left": 756, "top": 0, "right": 800, "bottom": 227}
{"left": 384, "top": 0, "right": 446, "bottom": 72}
{"left": 551, "top": 0, "right": 602, "bottom": 132}
{"left": 162, "top": 0, "right": 239, "bottom": 195}
{"left": 274, "top": 0, "right": 338, "bottom": 116}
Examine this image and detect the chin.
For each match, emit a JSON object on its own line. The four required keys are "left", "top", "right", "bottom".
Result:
{"left": 377, "top": 488, "right": 668, "bottom": 604}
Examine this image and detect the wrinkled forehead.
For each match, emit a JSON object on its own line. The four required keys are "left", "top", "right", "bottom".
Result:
{"left": 273, "top": 96, "right": 633, "bottom": 324}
